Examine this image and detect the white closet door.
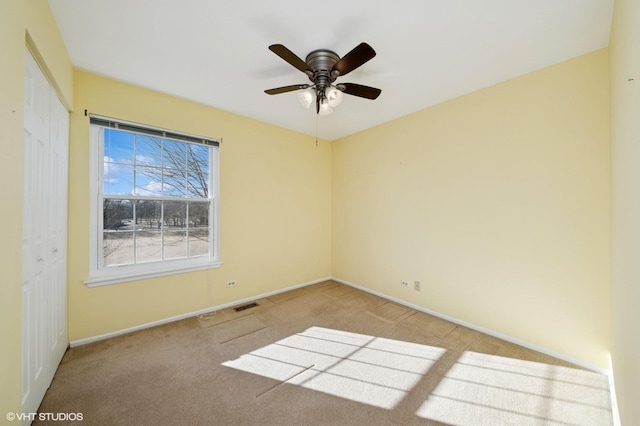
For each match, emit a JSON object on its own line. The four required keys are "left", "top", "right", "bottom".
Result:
{"left": 47, "top": 80, "right": 69, "bottom": 379}
{"left": 22, "top": 48, "right": 69, "bottom": 417}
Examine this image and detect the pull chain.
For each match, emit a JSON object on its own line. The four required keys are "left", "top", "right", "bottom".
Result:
{"left": 315, "top": 113, "right": 319, "bottom": 146}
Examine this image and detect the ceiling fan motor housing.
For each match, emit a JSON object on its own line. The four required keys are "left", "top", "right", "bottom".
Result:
{"left": 305, "top": 49, "right": 340, "bottom": 96}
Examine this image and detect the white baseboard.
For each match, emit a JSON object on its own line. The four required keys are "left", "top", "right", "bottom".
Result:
{"left": 69, "top": 276, "right": 332, "bottom": 348}
{"left": 331, "top": 276, "right": 608, "bottom": 374}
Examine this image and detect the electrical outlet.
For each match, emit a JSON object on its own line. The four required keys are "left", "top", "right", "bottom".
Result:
{"left": 414, "top": 281, "right": 421, "bottom": 291}
{"left": 226, "top": 280, "right": 236, "bottom": 288}
{"left": 401, "top": 280, "right": 409, "bottom": 287}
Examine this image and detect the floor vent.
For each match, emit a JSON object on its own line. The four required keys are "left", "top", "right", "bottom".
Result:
{"left": 234, "top": 302, "right": 259, "bottom": 312}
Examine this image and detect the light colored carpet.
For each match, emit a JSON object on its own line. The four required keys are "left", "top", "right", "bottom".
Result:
{"left": 36, "top": 281, "right": 612, "bottom": 425}
{"left": 210, "top": 314, "right": 266, "bottom": 344}
{"left": 368, "top": 301, "right": 413, "bottom": 323}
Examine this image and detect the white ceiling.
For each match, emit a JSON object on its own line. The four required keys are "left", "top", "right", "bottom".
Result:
{"left": 48, "top": 0, "right": 613, "bottom": 141}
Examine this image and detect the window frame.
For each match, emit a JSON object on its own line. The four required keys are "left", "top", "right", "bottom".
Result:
{"left": 86, "top": 115, "right": 221, "bottom": 287}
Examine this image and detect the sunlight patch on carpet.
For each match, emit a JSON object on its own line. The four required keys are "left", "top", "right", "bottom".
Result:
{"left": 222, "top": 326, "right": 445, "bottom": 409}
{"left": 416, "top": 351, "right": 612, "bottom": 425}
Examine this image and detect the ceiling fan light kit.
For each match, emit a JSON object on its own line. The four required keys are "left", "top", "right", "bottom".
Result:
{"left": 325, "top": 87, "right": 344, "bottom": 107}
{"left": 318, "top": 99, "right": 333, "bottom": 116}
{"left": 265, "top": 42, "right": 381, "bottom": 115}
{"left": 297, "top": 89, "right": 314, "bottom": 109}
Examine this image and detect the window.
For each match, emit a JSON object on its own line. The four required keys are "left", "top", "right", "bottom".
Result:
{"left": 87, "top": 115, "right": 220, "bottom": 286}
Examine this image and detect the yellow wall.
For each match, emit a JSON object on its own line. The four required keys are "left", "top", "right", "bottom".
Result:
{"left": 68, "top": 71, "right": 332, "bottom": 341}
{"left": 332, "top": 49, "right": 611, "bottom": 368}
{"left": 0, "top": 0, "right": 73, "bottom": 417}
{"left": 610, "top": 0, "right": 640, "bottom": 423}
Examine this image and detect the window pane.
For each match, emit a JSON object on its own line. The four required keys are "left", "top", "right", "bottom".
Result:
{"left": 135, "top": 167, "right": 163, "bottom": 196}
{"left": 136, "top": 200, "right": 162, "bottom": 229}
{"left": 189, "top": 202, "right": 210, "bottom": 257}
{"left": 104, "top": 231, "right": 134, "bottom": 266}
{"left": 187, "top": 170, "right": 208, "bottom": 198}
{"left": 134, "top": 200, "right": 162, "bottom": 263}
{"left": 163, "top": 169, "right": 187, "bottom": 197}
{"left": 104, "top": 129, "right": 134, "bottom": 165}
{"left": 104, "top": 129, "right": 136, "bottom": 196}
{"left": 165, "top": 230, "right": 187, "bottom": 260}
{"left": 135, "top": 135, "right": 162, "bottom": 166}
{"left": 163, "top": 201, "right": 187, "bottom": 260}
{"left": 189, "top": 202, "right": 209, "bottom": 226}
{"left": 104, "top": 164, "right": 134, "bottom": 195}
{"left": 188, "top": 144, "right": 210, "bottom": 174}
{"left": 163, "top": 140, "right": 187, "bottom": 169}
{"left": 163, "top": 201, "right": 186, "bottom": 226}
{"left": 103, "top": 198, "right": 134, "bottom": 266}
{"left": 103, "top": 199, "right": 133, "bottom": 230}
{"left": 189, "top": 228, "right": 209, "bottom": 257}
{"left": 162, "top": 140, "right": 188, "bottom": 197}
{"left": 187, "top": 144, "right": 209, "bottom": 198}
{"left": 136, "top": 230, "right": 163, "bottom": 263}
{"left": 189, "top": 203, "right": 210, "bottom": 256}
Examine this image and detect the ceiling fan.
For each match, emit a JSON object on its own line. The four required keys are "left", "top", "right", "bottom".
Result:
{"left": 264, "top": 42, "right": 382, "bottom": 115}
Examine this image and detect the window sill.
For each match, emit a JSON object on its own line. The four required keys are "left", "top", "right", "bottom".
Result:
{"left": 85, "top": 260, "right": 222, "bottom": 287}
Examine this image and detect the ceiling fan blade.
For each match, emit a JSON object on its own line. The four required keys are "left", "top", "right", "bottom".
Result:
{"left": 269, "top": 44, "right": 311, "bottom": 73}
{"left": 332, "top": 43, "right": 376, "bottom": 77}
{"left": 341, "top": 83, "right": 381, "bottom": 100}
{"left": 264, "top": 84, "right": 310, "bottom": 95}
